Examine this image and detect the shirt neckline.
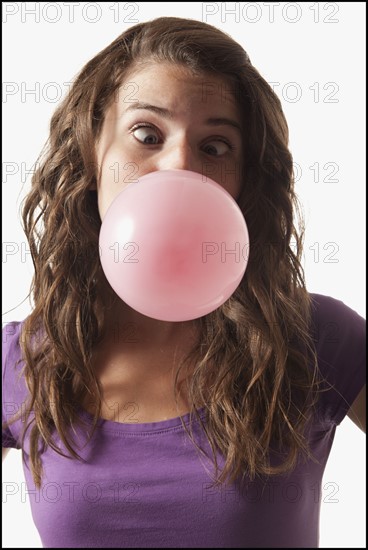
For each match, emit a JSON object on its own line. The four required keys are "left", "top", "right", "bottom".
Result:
{"left": 75, "top": 404, "right": 208, "bottom": 434}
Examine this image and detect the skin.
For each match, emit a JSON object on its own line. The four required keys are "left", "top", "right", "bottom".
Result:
{"left": 93, "top": 61, "right": 243, "bottom": 350}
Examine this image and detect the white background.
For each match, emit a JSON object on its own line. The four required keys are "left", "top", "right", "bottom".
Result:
{"left": 2, "top": 1, "right": 366, "bottom": 547}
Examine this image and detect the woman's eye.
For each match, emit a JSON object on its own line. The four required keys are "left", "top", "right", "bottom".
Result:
{"left": 203, "top": 140, "right": 232, "bottom": 157}
{"left": 132, "top": 125, "right": 161, "bottom": 144}
{"left": 131, "top": 125, "right": 233, "bottom": 156}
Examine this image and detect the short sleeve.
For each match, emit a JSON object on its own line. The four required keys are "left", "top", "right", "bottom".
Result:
{"left": 2, "top": 321, "right": 26, "bottom": 449}
{"left": 310, "top": 294, "right": 366, "bottom": 426}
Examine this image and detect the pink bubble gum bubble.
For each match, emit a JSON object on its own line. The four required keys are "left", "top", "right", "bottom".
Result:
{"left": 99, "top": 169, "right": 250, "bottom": 322}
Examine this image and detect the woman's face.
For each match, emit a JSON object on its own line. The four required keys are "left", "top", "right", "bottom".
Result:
{"left": 95, "top": 62, "right": 243, "bottom": 220}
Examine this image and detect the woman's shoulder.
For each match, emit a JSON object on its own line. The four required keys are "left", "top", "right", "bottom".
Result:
{"left": 2, "top": 318, "right": 34, "bottom": 407}
{"left": 308, "top": 292, "right": 365, "bottom": 346}
{"left": 2, "top": 319, "right": 25, "bottom": 365}
{"left": 307, "top": 292, "right": 366, "bottom": 426}
{"left": 2, "top": 319, "right": 28, "bottom": 449}
{"left": 309, "top": 292, "right": 365, "bottom": 317}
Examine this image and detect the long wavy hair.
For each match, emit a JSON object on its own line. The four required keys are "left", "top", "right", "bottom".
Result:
{"left": 4, "top": 17, "right": 326, "bottom": 490}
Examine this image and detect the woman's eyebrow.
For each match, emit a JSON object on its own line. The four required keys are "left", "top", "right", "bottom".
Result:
{"left": 125, "top": 102, "right": 174, "bottom": 119}
{"left": 123, "top": 102, "right": 242, "bottom": 134}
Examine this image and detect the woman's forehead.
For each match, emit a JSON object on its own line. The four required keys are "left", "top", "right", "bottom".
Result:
{"left": 111, "top": 62, "right": 240, "bottom": 118}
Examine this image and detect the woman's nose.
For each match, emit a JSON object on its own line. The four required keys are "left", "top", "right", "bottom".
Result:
{"left": 156, "top": 141, "right": 199, "bottom": 173}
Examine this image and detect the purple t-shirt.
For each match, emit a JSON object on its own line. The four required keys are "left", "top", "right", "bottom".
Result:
{"left": 2, "top": 293, "right": 366, "bottom": 548}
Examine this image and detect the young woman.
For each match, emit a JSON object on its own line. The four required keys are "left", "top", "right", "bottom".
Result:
{"left": 2, "top": 17, "right": 365, "bottom": 548}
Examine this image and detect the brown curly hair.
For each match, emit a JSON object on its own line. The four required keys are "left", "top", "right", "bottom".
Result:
{"left": 4, "top": 17, "right": 326, "bottom": 490}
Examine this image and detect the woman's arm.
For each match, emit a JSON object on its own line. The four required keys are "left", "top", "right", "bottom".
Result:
{"left": 2, "top": 447, "right": 11, "bottom": 462}
{"left": 347, "top": 385, "right": 366, "bottom": 433}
